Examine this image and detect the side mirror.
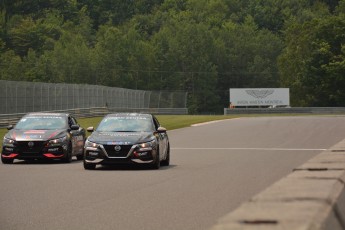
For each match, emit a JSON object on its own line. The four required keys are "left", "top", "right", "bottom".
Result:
{"left": 7, "top": 125, "right": 14, "bottom": 130}
{"left": 70, "top": 124, "right": 80, "bottom": 130}
{"left": 87, "top": 127, "right": 94, "bottom": 132}
{"left": 157, "top": 127, "right": 167, "bottom": 133}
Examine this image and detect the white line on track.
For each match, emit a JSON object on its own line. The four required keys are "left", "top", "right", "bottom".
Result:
{"left": 171, "top": 147, "right": 327, "bottom": 151}
{"left": 191, "top": 118, "right": 240, "bottom": 127}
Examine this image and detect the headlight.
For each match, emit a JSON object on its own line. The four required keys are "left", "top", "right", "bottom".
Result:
{"left": 138, "top": 140, "right": 156, "bottom": 150}
{"left": 3, "top": 137, "right": 16, "bottom": 147}
{"left": 84, "top": 139, "right": 100, "bottom": 148}
{"left": 47, "top": 136, "right": 67, "bottom": 147}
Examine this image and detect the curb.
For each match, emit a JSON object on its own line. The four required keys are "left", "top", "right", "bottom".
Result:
{"left": 210, "top": 139, "right": 345, "bottom": 230}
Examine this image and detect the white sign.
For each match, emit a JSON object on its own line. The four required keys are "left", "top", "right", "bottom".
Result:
{"left": 230, "top": 88, "right": 290, "bottom": 106}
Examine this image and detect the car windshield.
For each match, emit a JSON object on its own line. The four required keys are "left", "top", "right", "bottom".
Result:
{"left": 96, "top": 116, "right": 153, "bottom": 132}
{"left": 15, "top": 116, "right": 67, "bottom": 130}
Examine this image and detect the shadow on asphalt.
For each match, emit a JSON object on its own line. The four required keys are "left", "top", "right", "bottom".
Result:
{"left": 10, "top": 159, "right": 83, "bottom": 165}
{"left": 8, "top": 159, "right": 177, "bottom": 170}
{"left": 95, "top": 164, "right": 177, "bottom": 171}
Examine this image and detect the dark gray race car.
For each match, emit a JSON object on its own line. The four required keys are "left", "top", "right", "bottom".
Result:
{"left": 83, "top": 113, "right": 170, "bottom": 170}
{"left": 1, "top": 113, "right": 85, "bottom": 164}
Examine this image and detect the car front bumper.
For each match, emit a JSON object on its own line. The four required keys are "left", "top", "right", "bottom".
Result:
{"left": 1, "top": 142, "right": 69, "bottom": 160}
{"left": 84, "top": 144, "right": 156, "bottom": 165}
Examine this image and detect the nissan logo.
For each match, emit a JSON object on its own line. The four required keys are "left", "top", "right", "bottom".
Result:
{"left": 28, "top": 142, "right": 34, "bottom": 147}
{"left": 114, "top": 145, "right": 121, "bottom": 151}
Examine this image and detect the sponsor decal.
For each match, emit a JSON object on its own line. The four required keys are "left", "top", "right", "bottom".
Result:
{"left": 48, "top": 148, "right": 59, "bottom": 152}
{"left": 22, "top": 135, "right": 42, "bottom": 139}
{"left": 245, "top": 89, "right": 274, "bottom": 99}
{"left": 107, "top": 141, "right": 131, "bottom": 145}
{"left": 25, "top": 115, "right": 64, "bottom": 119}
{"left": 89, "top": 152, "right": 99, "bottom": 156}
{"left": 134, "top": 151, "right": 148, "bottom": 157}
{"left": 24, "top": 130, "right": 47, "bottom": 134}
{"left": 100, "top": 133, "right": 140, "bottom": 137}
{"left": 138, "top": 152, "right": 148, "bottom": 156}
{"left": 105, "top": 117, "right": 149, "bottom": 121}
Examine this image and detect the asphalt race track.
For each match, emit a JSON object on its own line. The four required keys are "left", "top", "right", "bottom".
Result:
{"left": 1, "top": 116, "right": 345, "bottom": 230}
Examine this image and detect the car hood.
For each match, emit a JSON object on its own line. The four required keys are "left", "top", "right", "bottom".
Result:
{"left": 88, "top": 131, "right": 154, "bottom": 145}
{"left": 5, "top": 129, "right": 67, "bottom": 141}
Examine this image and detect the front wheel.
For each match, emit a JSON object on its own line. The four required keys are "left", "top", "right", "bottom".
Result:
{"left": 151, "top": 150, "right": 160, "bottom": 170}
{"left": 62, "top": 142, "right": 72, "bottom": 163}
{"left": 161, "top": 144, "right": 170, "bottom": 167}
{"left": 1, "top": 157, "right": 14, "bottom": 164}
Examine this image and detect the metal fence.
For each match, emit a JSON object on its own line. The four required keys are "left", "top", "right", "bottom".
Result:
{"left": 0, "top": 107, "right": 189, "bottom": 128}
{"left": 0, "top": 80, "right": 188, "bottom": 114}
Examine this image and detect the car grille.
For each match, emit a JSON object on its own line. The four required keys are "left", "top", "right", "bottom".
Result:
{"left": 17, "top": 141, "right": 46, "bottom": 154}
{"left": 103, "top": 145, "right": 133, "bottom": 158}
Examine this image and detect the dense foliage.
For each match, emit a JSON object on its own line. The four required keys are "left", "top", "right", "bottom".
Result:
{"left": 1, "top": 0, "right": 344, "bottom": 113}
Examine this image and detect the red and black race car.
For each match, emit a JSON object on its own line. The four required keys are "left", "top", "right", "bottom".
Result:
{"left": 1, "top": 113, "right": 85, "bottom": 164}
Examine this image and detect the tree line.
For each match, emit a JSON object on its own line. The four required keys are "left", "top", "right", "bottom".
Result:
{"left": 1, "top": 0, "right": 344, "bottom": 113}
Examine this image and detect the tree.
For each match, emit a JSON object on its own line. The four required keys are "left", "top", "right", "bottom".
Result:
{"left": 149, "top": 7, "right": 220, "bottom": 113}
{"left": 0, "top": 50, "right": 24, "bottom": 80}
{"left": 6, "top": 12, "right": 63, "bottom": 56}
{"left": 213, "top": 16, "right": 283, "bottom": 107}
{"left": 279, "top": 10, "right": 345, "bottom": 106}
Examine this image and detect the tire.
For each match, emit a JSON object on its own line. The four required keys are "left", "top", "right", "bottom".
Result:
{"left": 83, "top": 160, "right": 96, "bottom": 170}
{"left": 1, "top": 157, "right": 14, "bottom": 164}
{"left": 161, "top": 144, "right": 170, "bottom": 167}
{"left": 151, "top": 149, "right": 160, "bottom": 170}
{"left": 62, "top": 142, "right": 73, "bottom": 163}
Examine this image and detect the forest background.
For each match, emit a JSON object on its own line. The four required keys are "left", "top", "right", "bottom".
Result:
{"left": 0, "top": 0, "right": 344, "bottom": 114}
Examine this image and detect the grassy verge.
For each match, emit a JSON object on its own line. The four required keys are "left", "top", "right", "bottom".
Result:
{"left": 77, "top": 115, "right": 241, "bottom": 132}
{"left": 0, "top": 115, "right": 239, "bottom": 149}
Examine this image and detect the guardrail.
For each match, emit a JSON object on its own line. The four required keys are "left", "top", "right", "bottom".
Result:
{"left": 224, "top": 107, "right": 345, "bottom": 115}
{"left": 211, "top": 138, "right": 345, "bottom": 230}
{"left": 0, "top": 107, "right": 188, "bottom": 128}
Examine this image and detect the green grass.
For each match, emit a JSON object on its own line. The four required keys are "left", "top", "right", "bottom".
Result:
{"left": 77, "top": 117, "right": 103, "bottom": 130}
{"left": 0, "top": 128, "right": 7, "bottom": 144}
{"left": 74, "top": 115, "right": 240, "bottom": 133}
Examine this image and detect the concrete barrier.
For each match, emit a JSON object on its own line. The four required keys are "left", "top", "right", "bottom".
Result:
{"left": 224, "top": 107, "right": 345, "bottom": 115}
{"left": 211, "top": 139, "right": 345, "bottom": 230}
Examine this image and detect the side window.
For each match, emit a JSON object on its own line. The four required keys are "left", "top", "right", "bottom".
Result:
{"left": 71, "top": 117, "right": 78, "bottom": 125}
{"left": 68, "top": 117, "right": 76, "bottom": 127}
{"left": 152, "top": 116, "right": 160, "bottom": 130}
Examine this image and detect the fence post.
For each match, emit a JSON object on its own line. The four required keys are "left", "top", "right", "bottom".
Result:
{"left": 158, "top": 92, "right": 161, "bottom": 108}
